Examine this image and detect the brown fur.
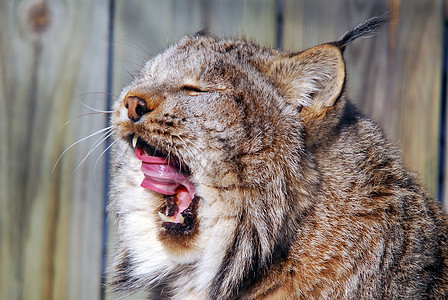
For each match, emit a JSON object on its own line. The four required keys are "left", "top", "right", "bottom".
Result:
{"left": 109, "top": 16, "right": 448, "bottom": 299}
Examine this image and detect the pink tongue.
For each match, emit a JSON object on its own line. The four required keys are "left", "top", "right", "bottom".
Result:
{"left": 172, "top": 186, "right": 191, "bottom": 223}
{"left": 136, "top": 147, "right": 195, "bottom": 198}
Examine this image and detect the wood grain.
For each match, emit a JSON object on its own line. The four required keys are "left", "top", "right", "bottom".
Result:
{"left": 112, "top": 0, "right": 277, "bottom": 99}
{"left": 0, "top": 0, "right": 109, "bottom": 299}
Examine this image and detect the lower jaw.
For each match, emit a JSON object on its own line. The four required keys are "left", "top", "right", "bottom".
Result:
{"left": 161, "top": 214, "right": 194, "bottom": 233}
{"left": 157, "top": 196, "right": 200, "bottom": 249}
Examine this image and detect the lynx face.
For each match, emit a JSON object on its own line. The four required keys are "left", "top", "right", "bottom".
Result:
{"left": 110, "top": 35, "right": 338, "bottom": 296}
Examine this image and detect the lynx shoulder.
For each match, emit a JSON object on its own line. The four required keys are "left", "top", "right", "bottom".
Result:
{"left": 109, "top": 16, "right": 448, "bottom": 299}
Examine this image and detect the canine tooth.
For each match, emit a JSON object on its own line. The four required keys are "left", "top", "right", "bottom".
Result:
{"left": 158, "top": 211, "right": 175, "bottom": 222}
{"left": 132, "top": 135, "right": 138, "bottom": 148}
{"left": 179, "top": 214, "right": 185, "bottom": 224}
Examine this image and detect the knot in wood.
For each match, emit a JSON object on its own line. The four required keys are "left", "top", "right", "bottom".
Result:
{"left": 27, "top": 2, "right": 52, "bottom": 34}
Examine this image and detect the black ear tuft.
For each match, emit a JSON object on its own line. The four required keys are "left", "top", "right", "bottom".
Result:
{"left": 194, "top": 29, "right": 211, "bottom": 37}
{"left": 334, "top": 14, "right": 389, "bottom": 52}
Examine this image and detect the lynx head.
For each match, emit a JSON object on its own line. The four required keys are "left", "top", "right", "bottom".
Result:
{"left": 109, "top": 16, "right": 387, "bottom": 298}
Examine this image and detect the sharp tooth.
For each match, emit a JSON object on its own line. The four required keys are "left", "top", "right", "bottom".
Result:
{"left": 179, "top": 214, "right": 185, "bottom": 224}
{"left": 158, "top": 211, "right": 175, "bottom": 223}
{"left": 132, "top": 135, "right": 138, "bottom": 148}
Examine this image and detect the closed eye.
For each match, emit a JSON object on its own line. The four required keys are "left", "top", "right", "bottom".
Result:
{"left": 182, "top": 85, "right": 207, "bottom": 96}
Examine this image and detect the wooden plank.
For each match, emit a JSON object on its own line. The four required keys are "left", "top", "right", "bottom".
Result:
{"left": 0, "top": 0, "right": 109, "bottom": 299}
{"left": 112, "top": 0, "right": 277, "bottom": 98}
{"left": 387, "top": 0, "right": 443, "bottom": 200}
{"left": 205, "top": 0, "right": 277, "bottom": 46}
{"left": 284, "top": 0, "right": 443, "bottom": 198}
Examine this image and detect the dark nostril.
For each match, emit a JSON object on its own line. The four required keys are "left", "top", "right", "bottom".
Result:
{"left": 123, "top": 96, "right": 151, "bottom": 122}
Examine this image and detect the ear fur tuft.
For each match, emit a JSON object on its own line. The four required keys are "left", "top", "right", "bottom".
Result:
{"left": 335, "top": 14, "right": 389, "bottom": 51}
{"left": 268, "top": 44, "right": 345, "bottom": 118}
{"left": 194, "top": 29, "right": 212, "bottom": 37}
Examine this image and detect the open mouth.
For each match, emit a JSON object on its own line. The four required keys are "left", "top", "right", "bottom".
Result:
{"left": 130, "top": 135, "right": 197, "bottom": 233}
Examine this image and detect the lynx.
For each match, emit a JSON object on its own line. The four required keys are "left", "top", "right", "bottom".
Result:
{"left": 109, "top": 16, "right": 448, "bottom": 299}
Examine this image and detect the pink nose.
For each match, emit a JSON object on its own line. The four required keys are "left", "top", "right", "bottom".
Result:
{"left": 123, "top": 96, "right": 150, "bottom": 122}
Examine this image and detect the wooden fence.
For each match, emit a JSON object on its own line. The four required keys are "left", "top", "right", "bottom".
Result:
{"left": 0, "top": 0, "right": 446, "bottom": 299}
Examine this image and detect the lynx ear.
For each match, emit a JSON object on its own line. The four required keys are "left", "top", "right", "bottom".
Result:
{"left": 269, "top": 44, "right": 345, "bottom": 120}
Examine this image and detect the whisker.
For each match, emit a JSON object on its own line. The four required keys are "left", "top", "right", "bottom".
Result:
{"left": 176, "top": 143, "right": 183, "bottom": 173}
{"left": 94, "top": 138, "right": 117, "bottom": 185}
{"left": 60, "top": 112, "right": 111, "bottom": 130}
{"left": 118, "top": 37, "right": 154, "bottom": 59}
{"left": 74, "top": 128, "right": 115, "bottom": 172}
{"left": 75, "top": 91, "right": 118, "bottom": 98}
{"left": 176, "top": 135, "right": 205, "bottom": 161}
{"left": 156, "top": 138, "right": 163, "bottom": 162}
{"left": 87, "top": 127, "right": 115, "bottom": 156}
{"left": 167, "top": 135, "right": 173, "bottom": 166}
{"left": 52, "top": 126, "right": 113, "bottom": 173}
{"left": 79, "top": 101, "right": 113, "bottom": 113}
{"left": 175, "top": 135, "right": 206, "bottom": 173}
{"left": 182, "top": 146, "right": 199, "bottom": 166}
{"left": 165, "top": 141, "right": 170, "bottom": 164}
